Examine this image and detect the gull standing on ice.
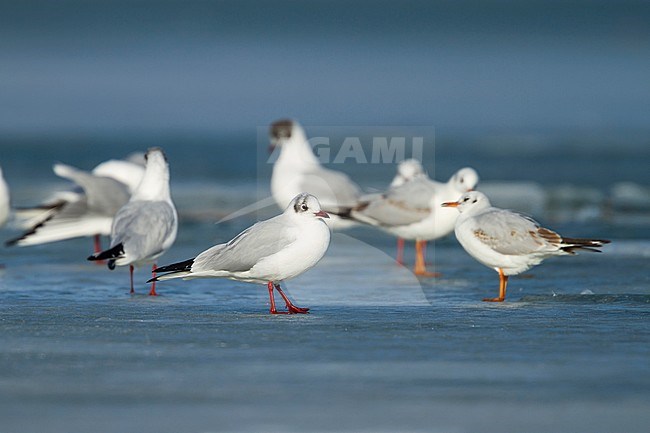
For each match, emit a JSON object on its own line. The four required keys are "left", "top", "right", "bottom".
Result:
{"left": 7, "top": 154, "right": 145, "bottom": 253}
{"left": 269, "top": 119, "right": 362, "bottom": 229}
{"left": 150, "top": 193, "right": 330, "bottom": 314}
{"left": 353, "top": 167, "right": 479, "bottom": 276}
{"left": 88, "top": 148, "right": 177, "bottom": 296}
{"left": 442, "top": 191, "right": 610, "bottom": 302}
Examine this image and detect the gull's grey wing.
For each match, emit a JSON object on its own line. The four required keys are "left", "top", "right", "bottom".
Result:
{"left": 354, "top": 177, "right": 437, "bottom": 226}
{"left": 92, "top": 159, "right": 146, "bottom": 193}
{"left": 193, "top": 216, "right": 296, "bottom": 273}
{"left": 112, "top": 200, "right": 176, "bottom": 260}
{"left": 471, "top": 209, "right": 560, "bottom": 255}
{"left": 54, "top": 163, "right": 130, "bottom": 215}
{"left": 84, "top": 177, "right": 130, "bottom": 214}
{"left": 384, "top": 177, "right": 439, "bottom": 209}
{"left": 7, "top": 167, "right": 131, "bottom": 246}
{"left": 298, "top": 166, "right": 361, "bottom": 211}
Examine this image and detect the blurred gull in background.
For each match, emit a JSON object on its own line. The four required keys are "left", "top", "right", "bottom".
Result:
{"left": 6, "top": 153, "right": 145, "bottom": 252}
{"left": 352, "top": 167, "right": 479, "bottom": 276}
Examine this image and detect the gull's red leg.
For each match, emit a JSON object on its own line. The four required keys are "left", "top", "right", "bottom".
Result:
{"left": 149, "top": 263, "right": 158, "bottom": 296}
{"left": 93, "top": 234, "right": 102, "bottom": 253}
{"left": 93, "top": 235, "right": 105, "bottom": 265}
{"left": 267, "top": 281, "right": 286, "bottom": 314}
{"left": 274, "top": 283, "right": 309, "bottom": 314}
{"left": 129, "top": 265, "right": 135, "bottom": 294}
{"left": 396, "top": 238, "right": 405, "bottom": 266}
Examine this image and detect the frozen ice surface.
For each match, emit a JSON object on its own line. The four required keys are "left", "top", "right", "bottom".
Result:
{"left": 0, "top": 227, "right": 649, "bottom": 433}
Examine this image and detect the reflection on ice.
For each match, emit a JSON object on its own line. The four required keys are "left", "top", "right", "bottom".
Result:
{"left": 286, "top": 233, "right": 431, "bottom": 307}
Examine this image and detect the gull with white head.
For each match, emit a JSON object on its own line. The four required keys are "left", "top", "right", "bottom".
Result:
{"left": 442, "top": 191, "right": 610, "bottom": 302}
{"left": 353, "top": 167, "right": 479, "bottom": 276}
{"left": 150, "top": 193, "right": 331, "bottom": 314}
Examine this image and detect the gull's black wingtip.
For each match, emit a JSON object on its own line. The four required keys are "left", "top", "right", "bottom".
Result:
{"left": 5, "top": 237, "right": 20, "bottom": 247}
{"left": 88, "top": 243, "right": 124, "bottom": 262}
{"left": 147, "top": 258, "right": 195, "bottom": 283}
{"left": 153, "top": 258, "right": 194, "bottom": 274}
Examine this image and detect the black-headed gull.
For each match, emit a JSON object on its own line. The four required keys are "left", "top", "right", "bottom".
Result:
{"left": 353, "top": 167, "right": 479, "bottom": 276}
{"left": 442, "top": 191, "right": 610, "bottom": 302}
{"left": 0, "top": 166, "right": 10, "bottom": 229}
{"left": 7, "top": 154, "right": 145, "bottom": 253}
{"left": 269, "top": 119, "right": 362, "bottom": 230}
{"left": 88, "top": 148, "right": 177, "bottom": 296}
{"left": 150, "top": 193, "right": 331, "bottom": 314}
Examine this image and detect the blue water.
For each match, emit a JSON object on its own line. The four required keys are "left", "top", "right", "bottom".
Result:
{"left": 0, "top": 131, "right": 649, "bottom": 433}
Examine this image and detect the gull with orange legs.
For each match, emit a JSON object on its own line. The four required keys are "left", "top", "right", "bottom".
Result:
{"left": 149, "top": 193, "right": 330, "bottom": 314}
{"left": 442, "top": 191, "right": 610, "bottom": 302}
{"left": 352, "top": 167, "right": 479, "bottom": 276}
{"left": 88, "top": 148, "right": 177, "bottom": 296}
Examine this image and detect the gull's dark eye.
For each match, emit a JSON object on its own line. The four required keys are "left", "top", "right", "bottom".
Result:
{"left": 460, "top": 178, "right": 464, "bottom": 183}
{"left": 472, "top": 199, "right": 477, "bottom": 203}
{"left": 463, "top": 197, "right": 469, "bottom": 202}
{"left": 301, "top": 204, "right": 308, "bottom": 211}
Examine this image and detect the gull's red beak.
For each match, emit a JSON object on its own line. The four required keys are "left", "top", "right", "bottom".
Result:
{"left": 314, "top": 210, "right": 330, "bottom": 219}
{"left": 441, "top": 201, "right": 459, "bottom": 207}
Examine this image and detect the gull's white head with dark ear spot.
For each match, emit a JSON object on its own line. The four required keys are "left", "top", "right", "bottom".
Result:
{"left": 288, "top": 193, "right": 329, "bottom": 220}
{"left": 442, "top": 190, "right": 491, "bottom": 213}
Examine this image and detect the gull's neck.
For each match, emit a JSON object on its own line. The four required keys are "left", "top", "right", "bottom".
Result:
{"left": 276, "top": 131, "right": 321, "bottom": 169}
{"left": 131, "top": 160, "right": 171, "bottom": 202}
